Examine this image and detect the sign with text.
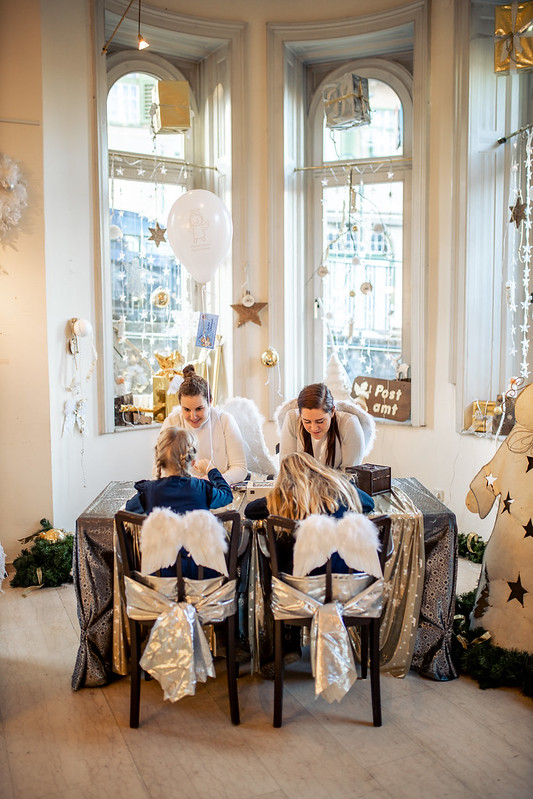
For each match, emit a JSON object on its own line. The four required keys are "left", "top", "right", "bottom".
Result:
{"left": 352, "top": 376, "right": 411, "bottom": 422}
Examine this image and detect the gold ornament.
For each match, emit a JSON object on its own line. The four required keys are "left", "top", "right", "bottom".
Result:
{"left": 39, "top": 528, "right": 66, "bottom": 543}
{"left": 147, "top": 222, "right": 167, "bottom": 247}
{"left": 261, "top": 347, "right": 279, "bottom": 367}
{"left": 151, "top": 287, "right": 171, "bottom": 308}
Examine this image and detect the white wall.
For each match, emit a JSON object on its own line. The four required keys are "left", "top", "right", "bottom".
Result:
{"left": 0, "top": 0, "right": 498, "bottom": 563}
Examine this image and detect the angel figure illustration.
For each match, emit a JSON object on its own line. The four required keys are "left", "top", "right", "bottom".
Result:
{"left": 465, "top": 382, "right": 533, "bottom": 654}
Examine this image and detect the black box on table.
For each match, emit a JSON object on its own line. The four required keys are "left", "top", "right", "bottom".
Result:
{"left": 347, "top": 464, "right": 391, "bottom": 495}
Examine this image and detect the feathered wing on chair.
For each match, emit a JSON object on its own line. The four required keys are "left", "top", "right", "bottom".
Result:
{"left": 292, "top": 513, "right": 382, "bottom": 578}
{"left": 140, "top": 508, "right": 229, "bottom": 576}
{"left": 274, "top": 397, "right": 376, "bottom": 459}
{"left": 222, "top": 396, "right": 278, "bottom": 476}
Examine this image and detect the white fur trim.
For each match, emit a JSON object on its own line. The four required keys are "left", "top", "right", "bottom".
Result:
{"left": 274, "top": 398, "right": 298, "bottom": 436}
{"left": 223, "top": 396, "right": 278, "bottom": 475}
{"left": 140, "top": 508, "right": 228, "bottom": 577}
{"left": 291, "top": 513, "right": 382, "bottom": 578}
{"left": 335, "top": 400, "right": 376, "bottom": 457}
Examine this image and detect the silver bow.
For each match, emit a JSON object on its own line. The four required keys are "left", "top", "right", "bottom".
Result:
{"left": 271, "top": 573, "right": 384, "bottom": 703}
{"left": 124, "top": 575, "right": 236, "bottom": 702}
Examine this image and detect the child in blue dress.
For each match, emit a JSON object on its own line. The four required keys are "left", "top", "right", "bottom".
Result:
{"left": 126, "top": 426, "right": 232, "bottom": 576}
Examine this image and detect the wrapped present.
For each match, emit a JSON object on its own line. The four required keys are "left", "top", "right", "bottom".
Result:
{"left": 153, "top": 81, "right": 191, "bottom": 134}
{"left": 465, "top": 400, "right": 499, "bottom": 433}
{"left": 152, "top": 351, "right": 184, "bottom": 422}
{"left": 323, "top": 72, "right": 371, "bottom": 130}
{"left": 494, "top": 2, "right": 533, "bottom": 73}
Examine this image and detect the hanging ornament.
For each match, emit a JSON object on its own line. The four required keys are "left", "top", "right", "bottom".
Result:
{"left": 261, "top": 347, "right": 279, "bottom": 367}
{"left": 360, "top": 281, "right": 373, "bottom": 295}
{"left": 230, "top": 300, "right": 267, "bottom": 327}
{"left": 0, "top": 153, "right": 28, "bottom": 239}
{"left": 110, "top": 224, "right": 123, "bottom": 240}
{"left": 509, "top": 194, "right": 527, "bottom": 228}
{"left": 147, "top": 221, "right": 167, "bottom": 247}
{"left": 317, "top": 264, "right": 329, "bottom": 278}
{"left": 242, "top": 291, "right": 255, "bottom": 308}
{"left": 151, "top": 287, "right": 171, "bottom": 308}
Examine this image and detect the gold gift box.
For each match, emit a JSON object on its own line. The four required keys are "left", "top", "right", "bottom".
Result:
{"left": 152, "top": 374, "right": 181, "bottom": 423}
{"left": 153, "top": 81, "right": 191, "bottom": 134}
{"left": 465, "top": 400, "right": 498, "bottom": 433}
{"left": 494, "top": 2, "right": 533, "bottom": 73}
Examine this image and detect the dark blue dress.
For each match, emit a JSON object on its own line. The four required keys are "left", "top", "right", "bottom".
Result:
{"left": 125, "top": 468, "right": 232, "bottom": 577}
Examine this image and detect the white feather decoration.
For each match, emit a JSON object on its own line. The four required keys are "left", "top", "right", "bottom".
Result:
{"left": 140, "top": 508, "right": 183, "bottom": 575}
{"left": 336, "top": 513, "right": 382, "bottom": 577}
{"left": 292, "top": 513, "right": 382, "bottom": 578}
{"left": 140, "top": 508, "right": 229, "bottom": 577}
{"left": 292, "top": 515, "right": 337, "bottom": 577}
{"left": 222, "top": 396, "right": 278, "bottom": 476}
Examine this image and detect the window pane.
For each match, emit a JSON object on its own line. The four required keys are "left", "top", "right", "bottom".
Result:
{"left": 321, "top": 180, "right": 403, "bottom": 383}
{"left": 108, "top": 72, "right": 186, "bottom": 159}
{"left": 323, "top": 79, "right": 402, "bottom": 161}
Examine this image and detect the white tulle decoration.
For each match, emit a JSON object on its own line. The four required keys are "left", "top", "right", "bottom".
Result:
{"left": 0, "top": 153, "right": 27, "bottom": 238}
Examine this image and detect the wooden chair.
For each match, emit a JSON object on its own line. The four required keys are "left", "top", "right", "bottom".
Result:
{"left": 115, "top": 509, "right": 240, "bottom": 728}
{"left": 266, "top": 513, "right": 391, "bottom": 728}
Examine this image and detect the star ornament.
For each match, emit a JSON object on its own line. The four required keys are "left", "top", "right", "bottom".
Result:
{"left": 230, "top": 301, "right": 267, "bottom": 327}
{"left": 147, "top": 222, "right": 167, "bottom": 248}
{"left": 509, "top": 195, "right": 527, "bottom": 229}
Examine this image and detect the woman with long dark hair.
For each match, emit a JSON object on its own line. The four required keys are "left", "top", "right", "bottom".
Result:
{"left": 278, "top": 382, "right": 375, "bottom": 471}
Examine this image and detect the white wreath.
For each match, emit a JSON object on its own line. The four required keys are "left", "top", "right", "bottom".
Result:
{"left": 0, "top": 153, "right": 27, "bottom": 237}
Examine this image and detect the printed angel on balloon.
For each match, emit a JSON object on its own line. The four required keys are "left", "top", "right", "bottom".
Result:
{"left": 465, "top": 382, "right": 533, "bottom": 654}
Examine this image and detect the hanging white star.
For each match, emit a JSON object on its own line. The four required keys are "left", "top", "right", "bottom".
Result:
{"left": 116, "top": 166, "right": 124, "bottom": 176}
{"left": 160, "top": 165, "right": 167, "bottom": 175}
{"left": 137, "top": 167, "right": 145, "bottom": 176}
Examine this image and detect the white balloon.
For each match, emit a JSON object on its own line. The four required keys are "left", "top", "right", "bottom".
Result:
{"left": 167, "top": 189, "right": 233, "bottom": 284}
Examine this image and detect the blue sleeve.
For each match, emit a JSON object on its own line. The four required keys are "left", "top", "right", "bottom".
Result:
{"left": 356, "top": 487, "right": 375, "bottom": 514}
{"left": 125, "top": 492, "right": 146, "bottom": 514}
{"left": 205, "top": 468, "right": 233, "bottom": 509}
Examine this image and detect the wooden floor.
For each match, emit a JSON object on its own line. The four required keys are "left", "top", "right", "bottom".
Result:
{"left": 0, "top": 564, "right": 531, "bottom": 799}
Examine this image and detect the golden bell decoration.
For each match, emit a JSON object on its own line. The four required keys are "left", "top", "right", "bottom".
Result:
{"left": 261, "top": 347, "right": 279, "bottom": 368}
{"left": 151, "top": 287, "right": 171, "bottom": 308}
{"left": 38, "top": 528, "right": 66, "bottom": 543}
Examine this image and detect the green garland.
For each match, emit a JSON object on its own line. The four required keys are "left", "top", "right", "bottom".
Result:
{"left": 457, "top": 532, "right": 486, "bottom": 564}
{"left": 10, "top": 518, "right": 74, "bottom": 589}
{"left": 453, "top": 590, "right": 533, "bottom": 698}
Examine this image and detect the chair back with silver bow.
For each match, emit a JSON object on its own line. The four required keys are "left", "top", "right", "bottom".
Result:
{"left": 115, "top": 508, "right": 240, "bottom": 727}
{"left": 266, "top": 513, "right": 391, "bottom": 727}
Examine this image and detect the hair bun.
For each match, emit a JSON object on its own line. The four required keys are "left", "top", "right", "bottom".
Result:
{"left": 182, "top": 364, "right": 196, "bottom": 378}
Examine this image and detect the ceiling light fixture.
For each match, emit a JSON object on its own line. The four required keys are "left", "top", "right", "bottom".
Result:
{"left": 101, "top": 0, "right": 149, "bottom": 55}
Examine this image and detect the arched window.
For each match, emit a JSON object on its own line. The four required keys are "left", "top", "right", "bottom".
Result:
{"left": 309, "top": 63, "right": 414, "bottom": 416}
{"left": 107, "top": 68, "right": 192, "bottom": 407}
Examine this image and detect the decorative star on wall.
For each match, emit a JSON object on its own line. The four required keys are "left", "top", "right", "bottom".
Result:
{"left": 509, "top": 195, "right": 527, "bottom": 229}
{"left": 230, "top": 301, "right": 267, "bottom": 327}
{"left": 501, "top": 492, "right": 514, "bottom": 514}
{"left": 507, "top": 573, "right": 528, "bottom": 606}
{"left": 147, "top": 222, "right": 167, "bottom": 247}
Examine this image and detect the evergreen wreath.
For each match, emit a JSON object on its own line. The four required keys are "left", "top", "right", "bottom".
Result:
{"left": 452, "top": 590, "right": 533, "bottom": 698}
{"left": 10, "top": 518, "right": 74, "bottom": 589}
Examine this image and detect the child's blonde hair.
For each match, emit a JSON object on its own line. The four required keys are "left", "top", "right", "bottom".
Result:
{"left": 266, "top": 451, "right": 362, "bottom": 520}
{"left": 155, "top": 427, "right": 197, "bottom": 478}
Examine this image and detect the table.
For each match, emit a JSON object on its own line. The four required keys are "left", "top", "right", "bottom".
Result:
{"left": 72, "top": 477, "right": 457, "bottom": 689}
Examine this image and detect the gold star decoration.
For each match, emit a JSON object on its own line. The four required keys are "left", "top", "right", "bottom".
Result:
{"left": 147, "top": 222, "right": 167, "bottom": 247}
{"left": 509, "top": 195, "right": 527, "bottom": 229}
{"left": 230, "top": 301, "right": 267, "bottom": 327}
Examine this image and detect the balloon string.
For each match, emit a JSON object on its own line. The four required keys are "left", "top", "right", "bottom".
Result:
{"left": 200, "top": 283, "right": 215, "bottom": 467}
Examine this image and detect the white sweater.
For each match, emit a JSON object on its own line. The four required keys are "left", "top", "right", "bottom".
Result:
{"left": 159, "top": 407, "right": 248, "bottom": 485}
{"left": 279, "top": 406, "right": 372, "bottom": 470}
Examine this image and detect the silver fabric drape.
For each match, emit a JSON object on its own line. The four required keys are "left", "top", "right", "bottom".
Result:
{"left": 271, "top": 574, "right": 384, "bottom": 702}
{"left": 124, "top": 574, "right": 236, "bottom": 702}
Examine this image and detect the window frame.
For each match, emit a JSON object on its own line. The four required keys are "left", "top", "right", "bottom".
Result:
{"left": 267, "top": 2, "right": 429, "bottom": 424}
{"left": 307, "top": 60, "right": 414, "bottom": 401}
